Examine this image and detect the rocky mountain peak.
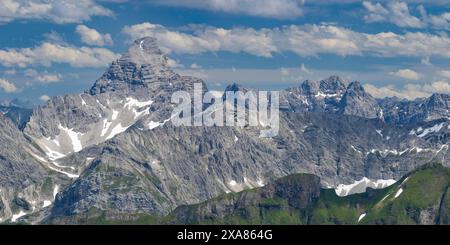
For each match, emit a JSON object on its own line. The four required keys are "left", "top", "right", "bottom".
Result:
{"left": 89, "top": 37, "right": 176, "bottom": 95}
{"left": 346, "top": 81, "right": 365, "bottom": 92}
{"left": 426, "top": 93, "right": 449, "bottom": 107}
{"left": 300, "top": 79, "right": 320, "bottom": 95}
{"left": 119, "top": 37, "right": 170, "bottom": 69}
{"left": 299, "top": 76, "right": 348, "bottom": 96}
{"left": 319, "top": 75, "right": 348, "bottom": 92}
{"left": 339, "top": 81, "right": 382, "bottom": 118}
{"left": 224, "top": 82, "right": 250, "bottom": 93}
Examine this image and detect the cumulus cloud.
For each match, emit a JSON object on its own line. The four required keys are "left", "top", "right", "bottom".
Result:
{"left": 438, "top": 70, "right": 450, "bottom": 79}
{"left": 300, "top": 63, "right": 312, "bottom": 74}
{"left": 0, "top": 42, "right": 119, "bottom": 68}
{"left": 122, "top": 22, "right": 450, "bottom": 59}
{"left": 122, "top": 22, "right": 277, "bottom": 57}
{"left": 4, "top": 69, "right": 16, "bottom": 75}
{"left": 363, "top": 1, "right": 450, "bottom": 30}
{"left": 23, "top": 68, "right": 38, "bottom": 77}
{"left": 363, "top": 1, "right": 423, "bottom": 28}
{"left": 166, "top": 58, "right": 183, "bottom": 68}
{"left": 365, "top": 80, "right": 450, "bottom": 99}
{"left": 390, "top": 69, "right": 421, "bottom": 80}
{"left": 76, "top": 25, "right": 113, "bottom": 46}
{"left": 0, "top": 78, "right": 18, "bottom": 93}
{"left": 190, "top": 63, "right": 202, "bottom": 69}
{"left": 39, "top": 94, "right": 50, "bottom": 102}
{"left": 36, "top": 73, "right": 62, "bottom": 83}
{"left": 153, "top": 0, "right": 305, "bottom": 19}
{"left": 23, "top": 69, "right": 62, "bottom": 83}
{"left": 0, "top": 0, "right": 113, "bottom": 24}
{"left": 420, "top": 56, "right": 432, "bottom": 66}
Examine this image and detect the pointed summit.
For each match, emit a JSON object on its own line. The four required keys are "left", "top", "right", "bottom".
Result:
{"left": 90, "top": 37, "right": 176, "bottom": 94}
{"left": 300, "top": 79, "right": 320, "bottom": 95}
{"left": 339, "top": 81, "right": 382, "bottom": 119}
{"left": 346, "top": 81, "right": 365, "bottom": 92}
{"left": 426, "top": 93, "right": 449, "bottom": 107}
{"left": 320, "top": 75, "right": 348, "bottom": 92}
{"left": 119, "top": 37, "right": 170, "bottom": 68}
{"left": 224, "top": 82, "right": 251, "bottom": 93}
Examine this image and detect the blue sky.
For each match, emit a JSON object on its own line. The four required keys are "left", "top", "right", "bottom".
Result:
{"left": 0, "top": 0, "right": 449, "bottom": 105}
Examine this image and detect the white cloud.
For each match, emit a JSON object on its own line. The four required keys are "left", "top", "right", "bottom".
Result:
{"left": 0, "top": 42, "right": 119, "bottom": 68}
{"left": 42, "top": 31, "right": 66, "bottom": 44}
{"left": 23, "top": 69, "right": 62, "bottom": 83}
{"left": 40, "top": 94, "right": 50, "bottom": 102}
{"left": 418, "top": 5, "right": 450, "bottom": 30}
{"left": 154, "top": 0, "right": 305, "bottom": 19}
{"left": 167, "top": 58, "right": 183, "bottom": 68}
{"left": 363, "top": 1, "right": 423, "bottom": 28}
{"left": 36, "top": 73, "right": 62, "bottom": 83}
{"left": 176, "top": 69, "right": 209, "bottom": 80}
{"left": 76, "top": 25, "right": 113, "bottom": 46}
{"left": 420, "top": 56, "right": 432, "bottom": 66}
{"left": 122, "top": 22, "right": 277, "bottom": 57}
{"left": 4, "top": 69, "right": 16, "bottom": 75}
{"left": 438, "top": 70, "right": 450, "bottom": 79}
{"left": 300, "top": 63, "right": 311, "bottom": 74}
{"left": 365, "top": 80, "right": 450, "bottom": 99}
{"left": 0, "top": 0, "right": 113, "bottom": 24}
{"left": 0, "top": 78, "right": 18, "bottom": 93}
{"left": 122, "top": 22, "right": 450, "bottom": 59}
{"left": 24, "top": 68, "right": 38, "bottom": 77}
{"left": 190, "top": 63, "right": 201, "bottom": 69}
{"left": 280, "top": 67, "right": 290, "bottom": 76}
{"left": 363, "top": 1, "right": 450, "bottom": 30}
{"left": 390, "top": 69, "right": 421, "bottom": 80}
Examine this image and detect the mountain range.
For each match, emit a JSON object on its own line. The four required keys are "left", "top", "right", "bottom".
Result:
{"left": 0, "top": 37, "right": 448, "bottom": 224}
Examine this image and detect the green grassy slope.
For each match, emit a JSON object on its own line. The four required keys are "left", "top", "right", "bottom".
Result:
{"left": 44, "top": 164, "right": 450, "bottom": 225}
{"left": 166, "top": 164, "right": 450, "bottom": 225}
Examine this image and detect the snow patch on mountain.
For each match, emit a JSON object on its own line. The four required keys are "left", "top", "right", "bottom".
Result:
{"left": 106, "top": 123, "right": 130, "bottom": 140}
{"left": 376, "top": 129, "right": 383, "bottom": 137}
{"left": 365, "top": 144, "right": 448, "bottom": 157}
{"left": 351, "top": 145, "right": 362, "bottom": 154}
{"left": 358, "top": 213, "right": 366, "bottom": 222}
{"left": 42, "top": 200, "right": 51, "bottom": 208}
{"left": 53, "top": 185, "right": 59, "bottom": 199}
{"left": 394, "top": 188, "right": 403, "bottom": 199}
{"left": 34, "top": 96, "right": 154, "bottom": 163}
{"left": 417, "top": 122, "right": 445, "bottom": 137}
{"left": 335, "top": 177, "right": 396, "bottom": 197}
{"left": 111, "top": 110, "right": 119, "bottom": 120}
{"left": 47, "top": 165, "right": 79, "bottom": 179}
{"left": 315, "top": 92, "right": 341, "bottom": 99}
{"left": 101, "top": 119, "right": 113, "bottom": 137}
{"left": 11, "top": 211, "right": 27, "bottom": 222}
{"left": 124, "top": 97, "right": 153, "bottom": 109}
{"left": 58, "top": 124, "right": 83, "bottom": 152}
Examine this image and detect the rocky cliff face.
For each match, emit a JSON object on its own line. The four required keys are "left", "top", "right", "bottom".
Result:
{"left": 171, "top": 174, "right": 321, "bottom": 224}
{"left": 46, "top": 111, "right": 449, "bottom": 220}
{"left": 379, "top": 93, "right": 450, "bottom": 125}
{"left": 1, "top": 37, "right": 449, "bottom": 224}
{"left": 0, "top": 115, "right": 67, "bottom": 223}
{"left": 0, "top": 105, "right": 32, "bottom": 129}
{"left": 338, "top": 81, "right": 382, "bottom": 119}
{"left": 41, "top": 38, "right": 449, "bottom": 221}
{"left": 23, "top": 37, "right": 205, "bottom": 172}
{"left": 280, "top": 78, "right": 382, "bottom": 119}
{"left": 280, "top": 76, "right": 347, "bottom": 113}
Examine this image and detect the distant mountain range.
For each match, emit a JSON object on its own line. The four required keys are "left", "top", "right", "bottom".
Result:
{"left": 0, "top": 37, "right": 448, "bottom": 224}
